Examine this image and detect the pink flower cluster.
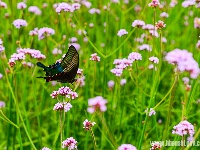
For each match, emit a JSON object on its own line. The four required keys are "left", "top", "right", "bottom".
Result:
{"left": 28, "top": 6, "right": 42, "bottom": 15}
{"left": 155, "top": 20, "right": 166, "bottom": 29}
{"left": 17, "top": 2, "right": 27, "bottom": 9}
{"left": 12, "top": 19, "right": 28, "bottom": 29}
{"left": 0, "top": 38, "right": 5, "bottom": 53}
{"left": 148, "top": 0, "right": 160, "bottom": 7}
{"left": 90, "top": 53, "right": 100, "bottom": 62}
{"left": 194, "top": 17, "right": 200, "bottom": 28}
{"left": 50, "top": 86, "right": 78, "bottom": 100}
{"left": 165, "top": 49, "right": 200, "bottom": 78}
{"left": 111, "top": 52, "right": 142, "bottom": 76}
{"left": 172, "top": 120, "right": 195, "bottom": 138}
{"left": 145, "top": 108, "right": 156, "bottom": 116}
{"left": 118, "top": 144, "right": 137, "bottom": 150}
{"left": 117, "top": 29, "right": 128, "bottom": 37}
{"left": 62, "top": 137, "right": 78, "bottom": 149}
{"left": 38, "top": 27, "right": 55, "bottom": 40}
{"left": 17, "top": 48, "right": 46, "bottom": 59}
{"left": 55, "top": 2, "right": 81, "bottom": 13}
{"left": 83, "top": 119, "right": 96, "bottom": 130}
{"left": 0, "top": 1, "right": 7, "bottom": 8}
{"left": 89, "top": 8, "right": 101, "bottom": 14}
{"left": 87, "top": 96, "right": 108, "bottom": 114}
{"left": 182, "top": 0, "right": 196, "bottom": 8}
{"left": 53, "top": 102, "right": 72, "bottom": 112}
{"left": 150, "top": 142, "right": 162, "bottom": 150}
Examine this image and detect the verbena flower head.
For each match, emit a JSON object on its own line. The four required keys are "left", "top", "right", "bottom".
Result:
{"left": 160, "top": 12, "right": 169, "bottom": 18}
{"left": 165, "top": 49, "right": 200, "bottom": 78}
{"left": 149, "top": 56, "right": 159, "bottom": 64}
{"left": 12, "top": 19, "right": 27, "bottom": 29}
{"left": 149, "top": 30, "right": 159, "bottom": 38}
{"left": 196, "top": 40, "right": 200, "bottom": 49}
{"left": 117, "top": 29, "right": 128, "bottom": 37}
{"left": 55, "top": 2, "right": 72, "bottom": 13}
{"left": 150, "top": 141, "right": 162, "bottom": 150}
{"left": 62, "top": 137, "right": 78, "bottom": 149}
{"left": 182, "top": 0, "right": 196, "bottom": 8}
{"left": 38, "top": 27, "right": 55, "bottom": 40}
{"left": 108, "top": 80, "right": 115, "bottom": 88}
{"left": 110, "top": 68, "right": 123, "bottom": 76}
{"left": 145, "top": 108, "right": 156, "bottom": 116}
{"left": 138, "top": 44, "right": 152, "bottom": 51}
{"left": 83, "top": 119, "right": 96, "bottom": 130}
{"left": 118, "top": 144, "right": 137, "bottom": 150}
{"left": 53, "top": 102, "right": 72, "bottom": 112}
{"left": 0, "top": 45, "right": 5, "bottom": 53}
{"left": 50, "top": 86, "right": 78, "bottom": 99}
{"left": 90, "top": 53, "right": 100, "bottom": 62}
{"left": 87, "top": 96, "right": 108, "bottom": 114}
{"left": 132, "top": 20, "right": 145, "bottom": 28}
{"left": 29, "top": 28, "right": 38, "bottom": 36}
{"left": 69, "top": 37, "right": 78, "bottom": 43}
{"left": 28, "top": 6, "right": 42, "bottom": 15}
{"left": 89, "top": 8, "right": 101, "bottom": 14}
{"left": 194, "top": 17, "right": 200, "bottom": 28}
{"left": 128, "top": 52, "right": 142, "bottom": 62}
{"left": 182, "top": 77, "right": 190, "bottom": 85}
{"left": 172, "top": 120, "right": 195, "bottom": 138}
{"left": 0, "top": 73, "right": 3, "bottom": 79}
{"left": 0, "top": 1, "right": 7, "bottom": 8}
{"left": 17, "top": 48, "right": 46, "bottom": 59}
{"left": 52, "top": 48, "right": 62, "bottom": 55}
{"left": 148, "top": 0, "right": 160, "bottom": 8}
{"left": 17, "top": 2, "right": 27, "bottom": 9}
{"left": 170, "top": 0, "right": 178, "bottom": 7}
{"left": 0, "top": 101, "right": 5, "bottom": 108}
{"left": 120, "top": 79, "right": 127, "bottom": 86}
{"left": 155, "top": 20, "right": 166, "bottom": 29}
{"left": 142, "top": 24, "right": 155, "bottom": 30}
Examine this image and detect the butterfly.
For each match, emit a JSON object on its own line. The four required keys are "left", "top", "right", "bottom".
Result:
{"left": 37, "top": 45, "right": 79, "bottom": 83}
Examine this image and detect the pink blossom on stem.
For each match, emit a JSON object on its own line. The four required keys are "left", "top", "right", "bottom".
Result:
{"left": 83, "top": 119, "right": 96, "bottom": 130}
{"left": 62, "top": 137, "right": 78, "bottom": 149}
{"left": 118, "top": 144, "right": 137, "bottom": 150}
{"left": 90, "top": 53, "right": 100, "bottom": 62}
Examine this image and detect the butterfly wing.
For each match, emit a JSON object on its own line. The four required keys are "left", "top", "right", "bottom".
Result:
{"left": 38, "top": 45, "right": 79, "bottom": 83}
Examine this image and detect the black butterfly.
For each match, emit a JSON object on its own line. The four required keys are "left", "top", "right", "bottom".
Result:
{"left": 37, "top": 45, "right": 79, "bottom": 83}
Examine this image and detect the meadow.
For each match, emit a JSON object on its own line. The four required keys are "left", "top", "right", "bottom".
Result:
{"left": 0, "top": 0, "right": 200, "bottom": 150}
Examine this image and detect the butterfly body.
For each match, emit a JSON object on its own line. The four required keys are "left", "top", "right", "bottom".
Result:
{"left": 37, "top": 45, "right": 79, "bottom": 83}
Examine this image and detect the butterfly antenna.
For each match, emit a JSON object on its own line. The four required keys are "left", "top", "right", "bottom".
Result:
{"left": 37, "top": 62, "right": 47, "bottom": 69}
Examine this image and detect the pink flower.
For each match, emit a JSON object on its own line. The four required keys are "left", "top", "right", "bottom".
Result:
{"left": 62, "top": 137, "right": 78, "bottom": 149}
{"left": 117, "top": 29, "right": 128, "bottom": 37}
{"left": 149, "top": 30, "right": 159, "bottom": 38}
{"left": 134, "top": 5, "right": 141, "bottom": 12}
{"left": 138, "top": 44, "right": 152, "bottom": 51}
{"left": 172, "top": 120, "right": 195, "bottom": 137}
{"left": 0, "top": 1, "right": 7, "bottom": 8}
{"left": 128, "top": 52, "right": 142, "bottom": 62}
{"left": 196, "top": 40, "right": 200, "bottom": 49}
{"left": 182, "top": 77, "right": 190, "bottom": 85}
{"left": 72, "top": 3, "right": 81, "bottom": 10}
{"left": 145, "top": 108, "right": 156, "bottom": 116}
{"left": 165, "top": 49, "right": 200, "bottom": 78}
{"left": 38, "top": 27, "right": 55, "bottom": 40}
{"left": 28, "top": 6, "right": 42, "bottom": 15}
{"left": 118, "top": 144, "right": 137, "bottom": 150}
{"left": 0, "top": 73, "right": 3, "bottom": 79}
{"left": 150, "top": 142, "right": 162, "bottom": 150}
{"left": 108, "top": 80, "right": 115, "bottom": 88}
{"left": 41, "top": 147, "right": 51, "bottom": 150}
{"left": 29, "top": 28, "right": 38, "bottom": 36}
{"left": 52, "top": 48, "right": 62, "bottom": 55}
{"left": 142, "top": 24, "right": 155, "bottom": 30}
{"left": 81, "top": 1, "right": 91, "bottom": 8}
{"left": 0, "top": 101, "right": 5, "bottom": 108}
{"left": 120, "top": 79, "right": 127, "bottom": 86}
{"left": 182, "top": 0, "right": 196, "bottom": 8}
{"left": 90, "top": 53, "right": 100, "bottom": 62}
{"left": 132, "top": 20, "right": 145, "bottom": 28}
{"left": 12, "top": 19, "right": 27, "bottom": 29}
{"left": 160, "top": 12, "right": 169, "bottom": 18}
{"left": 83, "top": 119, "right": 96, "bottom": 130}
{"left": 69, "top": 43, "right": 80, "bottom": 51}
{"left": 194, "top": 17, "right": 200, "bottom": 28}
{"left": 0, "top": 45, "right": 5, "bottom": 53}
{"left": 53, "top": 102, "right": 72, "bottom": 112}
{"left": 50, "top": 86, "right": 78, "bottom": 99}
{"left": 155, "top": 20, "right": 166, "bottom": 29}
{"left": 17, "top": 2, "right": 27, "bottom": 9}
{"left": 148, "top": 0, "right": 160, "bottom": 7}
{"left": 89, "top": 8, "right": 101, "bottom": 14}
{"left": 110, "top": 68, "right": 123, "bottom": 76}
{"left": 149, "top": 56, "right": 159, "bottom": 64}
{"left": 76, "top": 75, "right": 85, "bottom": 87}
{"left": 17, "top": 48, "right": 46, "bottom": 59}
{"left": 55, "top": 2, "right": 73, "bottom": 13}
{"left": 87, "top": 96, "right": 108, "bottom": 114}
{"left": 69, "top": 37, "right": 78, "bottom": 43}
{"left": 170, "top": 0, "right": 178, "bottom": 7}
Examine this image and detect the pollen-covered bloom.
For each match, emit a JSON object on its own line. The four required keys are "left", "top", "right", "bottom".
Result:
{"left": 90, "top": 53, "right": 100, "bottom": 62}
{"left": 0, "top": 101, "right": 5, "bottom": 108}
{"left": 28, "top": 6, "right": 42, "bottom": 15}
{"left": 17, "top": 2, "right": 27, "bottom": 9}
{"left": 148, "top": 0, "right": 160, "bottom": 7}
{"left": 53, "top": 102, "right": 72, "bottom": 112}
{"left": 117, "top": 29, "right": 128, "bottom": 37}
{"left": 132, "top": 20, "right": 145, "bottom": 28}
{"left": 149, "top": 56, "right": 159, "bottom": 64}
{"left": 138, "top": 44, "right": 152, "bottom": 51}
{"left": 62, "top": 137, "right": 78, "bottom": 149}
{"left": 194, "top": 17, "right": 200, "bottom": 28}
{"left": 118, "top": 144, "right": 137, "bottom": 150}
{"left": 145, "top": 108, "right": 156, "bottom": 116}
{"left": 38, "top": 27, "right": 55, "bottom": 40}
{"left": 12, "top": 19, "right": 27, "bottom": 29}
{"left": 165, "top": 49, "right": 200, "bottom": 78}
{"left": 155, "top": 20, "right": 166, "bottom": 29}
{"left": 150, "top": 142, "right": 162, "bottom": 150}
{"left": 50, "top": 86, "right": 78, "bottom": 99}
{"left": 172, "top": 120, "right": 195, "bottom": 138}
{"left": 83, "top": 119, "right": 96, "bottom": 130}
{"left": 87, "top": 96, "right": 108, "bottom": 114}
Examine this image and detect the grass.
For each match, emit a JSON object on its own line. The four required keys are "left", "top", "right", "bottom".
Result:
{"left": 0, "top": 0, "right": 200, "bottom": 150}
